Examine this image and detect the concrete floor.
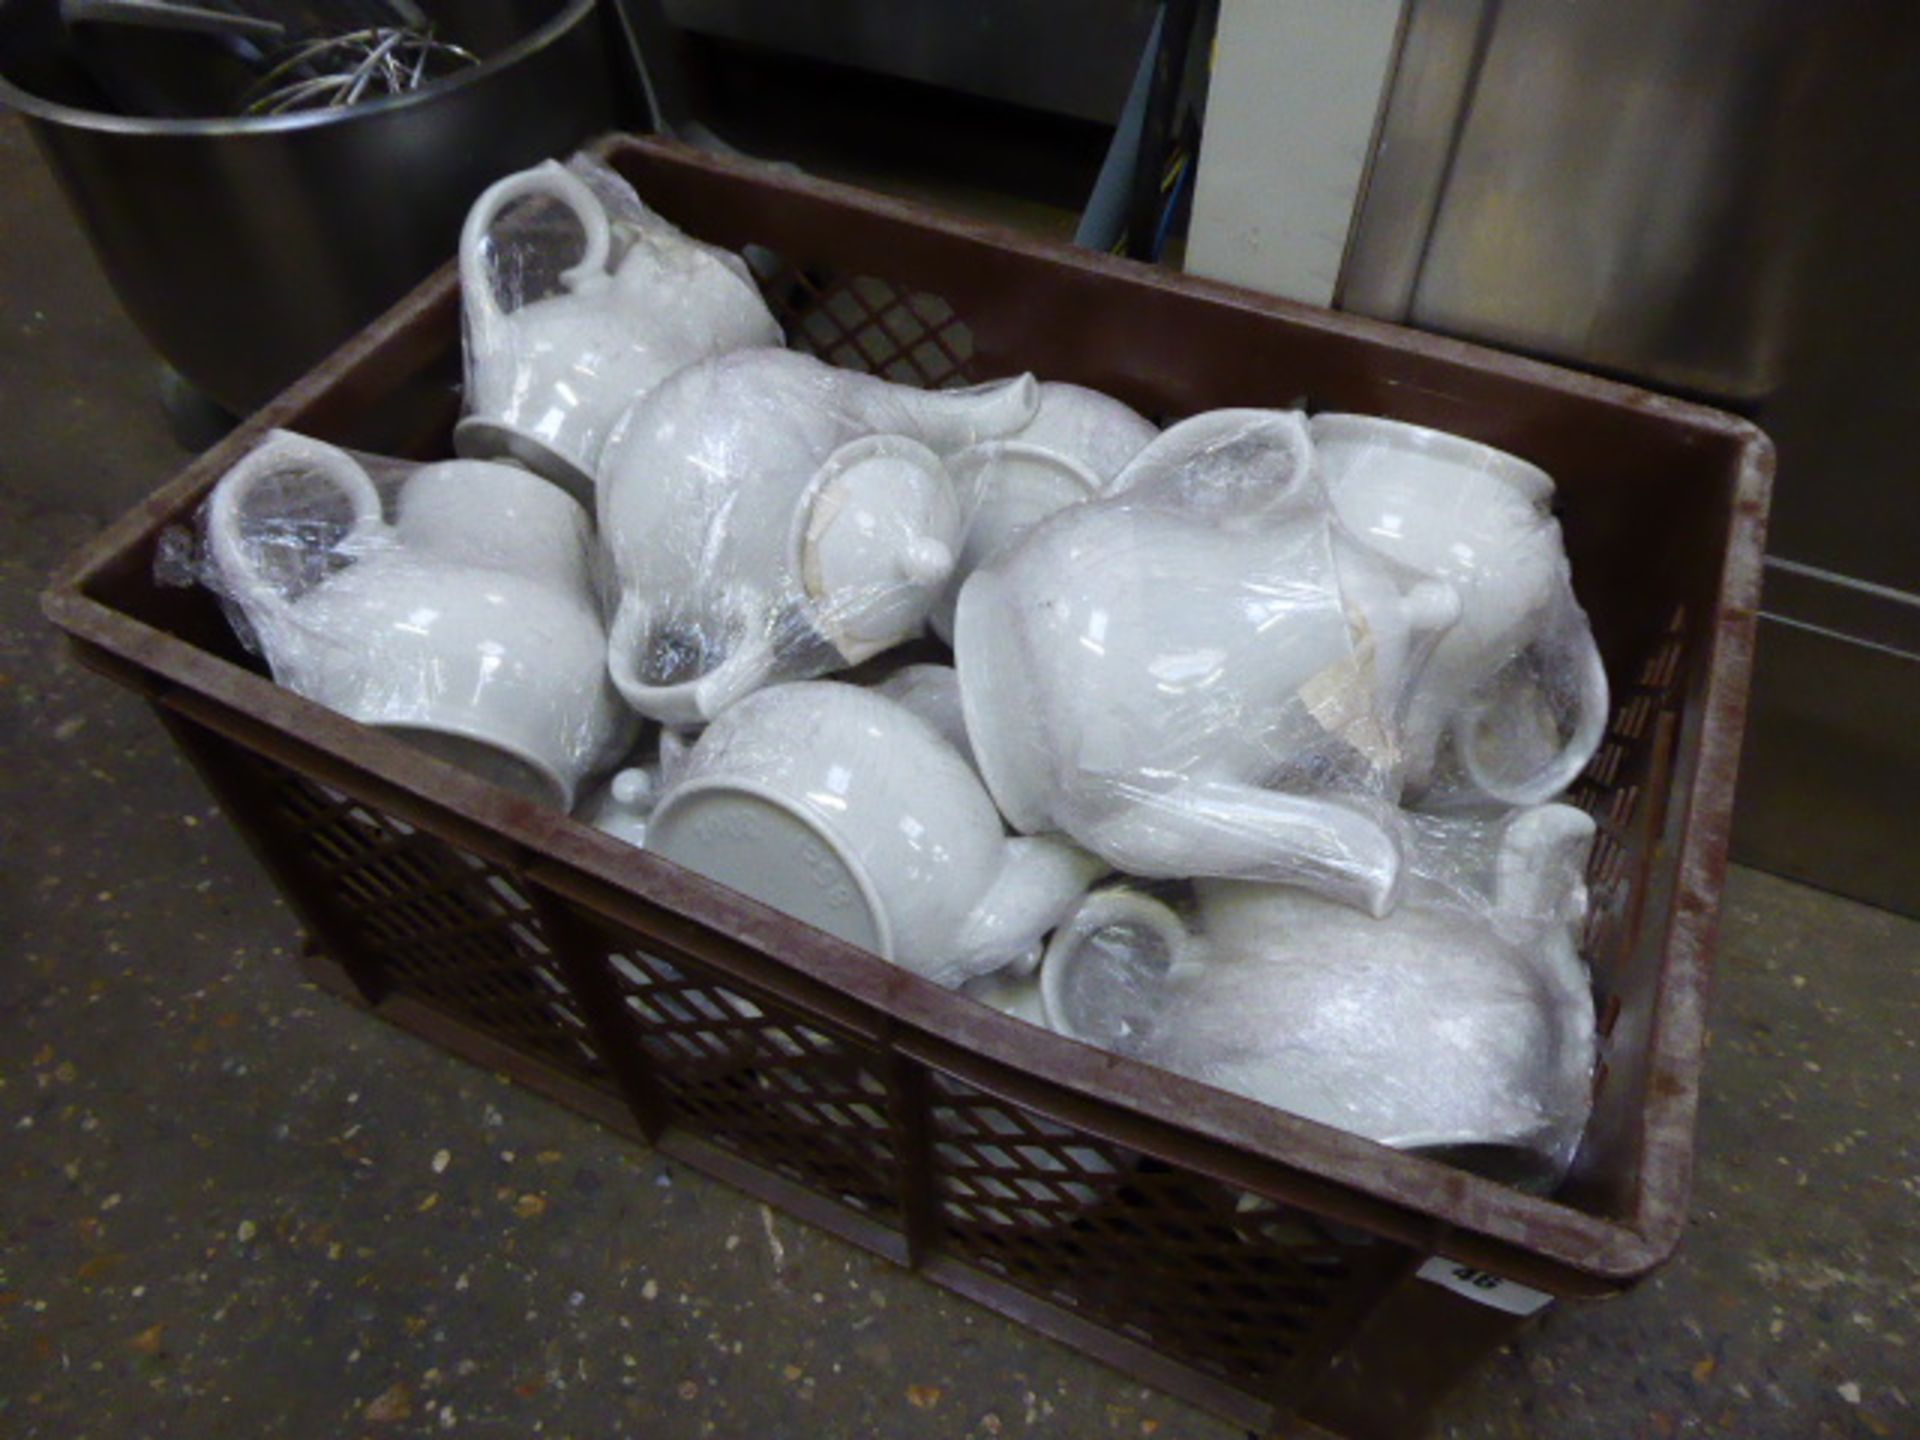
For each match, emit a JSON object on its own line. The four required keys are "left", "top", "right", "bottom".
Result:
{"left": 3, "top": 114, "right": 1917, "bottom": 1440}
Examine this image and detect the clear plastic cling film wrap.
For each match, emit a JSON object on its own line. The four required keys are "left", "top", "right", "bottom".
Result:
{"left": 1038, "top": 804, "right": 1600, "bottom": 1189}
{"left": 951, "top": 408, "right": 1464, "bottom": 919}
{"left": 595, "top": 347, "right": 1062, "bottom": 728}
{"left": 1309, "top": 411, "right": 1610, "bottom": 814}
{"left": 175, "top": 429, "right": 637, "bottom": 811}
{"left": 455, "top": 152, "right": 783, "bottom": 503}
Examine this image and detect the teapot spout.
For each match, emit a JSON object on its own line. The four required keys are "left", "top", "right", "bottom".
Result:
{"left": 1079, "top": 779, "right": 1407, "bottom": 917}
{"left": 1494, "top": 804, "right": 1597, "bottom": 935}
{"left": 895, "top": 375, "right": 1041, "bottom": 453}
{"left": 947, "top": 836, "right": 1107, "bottom": 984}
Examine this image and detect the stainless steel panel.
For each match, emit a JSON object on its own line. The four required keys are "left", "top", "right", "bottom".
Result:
{"left": 1342, "top": 0, "right": 1920, "bottom": 910}
{"left": 1762, "top": 560, "right": 1920, "bottom": 659}
{"left": 1353, "top": 3, "right": 1911, "bottom": 390}
{"left": 1348, "top": 0, "right": 1920, "bottom": 586}
{"left": 1739, "top": 104, "right": 1920, "bottom": 594}
{"left": 660, "top": 0, "right": 1159, "bottom": 123}
{"left": 1333, "top": 0, "right": 1486, "bottom": 319}
{"left": 1733, "top": 614, "right": 1920, "bottom": 918}
{"left": 1353, "top": 0, "right": 1920, "bottom": 575}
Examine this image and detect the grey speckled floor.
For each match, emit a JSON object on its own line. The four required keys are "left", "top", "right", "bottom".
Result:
{"left": 3, "top": 115, "right": 1917, "bottom": 1440}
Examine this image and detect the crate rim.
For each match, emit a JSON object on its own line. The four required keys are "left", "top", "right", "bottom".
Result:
{"left": 42, "top": 133, "right": 1772, "bottom": 1298}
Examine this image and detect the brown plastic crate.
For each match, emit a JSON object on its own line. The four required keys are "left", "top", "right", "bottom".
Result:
{"left": 43, "top": 135, "right": 1770, "bottom": 1439}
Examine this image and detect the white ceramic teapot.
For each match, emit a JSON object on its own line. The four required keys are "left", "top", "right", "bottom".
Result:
{"left": 205, "top": 432, "right": 633, "bottom": 809}
{"left": 1044, "top": 804, "right": 1598, "bottom": 1184}
{"left": 1312, "top": 414, "right": 1610, "bottom": 806}
{"left": 455, "top": 160, "right": 781, "bottom": 503}
{"left": 929, "top": 383, "right": 1160, "bottom": 642}
{"left": 954, "top": 409, "right": 1459, "bottom": 916}
{"left": 645, "top": 681, "right": 1106, "bottom": 986}
{"left": 599, "top": 348, "right": 1041, "bottom": 726}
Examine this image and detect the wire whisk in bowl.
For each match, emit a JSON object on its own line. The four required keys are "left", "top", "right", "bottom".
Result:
{"left": 242, "top": 24, "right": 478, "bottom": 114}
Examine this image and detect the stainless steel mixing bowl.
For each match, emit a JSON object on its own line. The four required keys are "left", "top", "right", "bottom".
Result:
{"left": 1, "top": 0, "right": 626, "bottom": 414}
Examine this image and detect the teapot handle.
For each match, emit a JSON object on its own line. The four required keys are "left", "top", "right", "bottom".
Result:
{"left": 1457, "top": 620, "right": 1611, "bottom": 806}
{"left": 205, "top": 431, "right": 387, "bottom": 626}
{"left": 458, "top": 160, "right": 614, "bottom": 331}
{"left": 606, "top": 588, "right": 778, "bottom": 725}
{"left": 1104, "top": 409, "right": 1318, "bottom": 521}
{"left": 1039, "top": 887, "right": 1201, "bottom": 1045}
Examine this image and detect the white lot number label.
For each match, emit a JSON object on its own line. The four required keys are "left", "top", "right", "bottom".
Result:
{"left": 1415, "top": 1257, "right": 1554, "bottom": 1316}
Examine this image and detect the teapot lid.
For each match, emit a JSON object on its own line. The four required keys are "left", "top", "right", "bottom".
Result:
{"left": 796, "top": 435, "right": 959, "bottom": 658}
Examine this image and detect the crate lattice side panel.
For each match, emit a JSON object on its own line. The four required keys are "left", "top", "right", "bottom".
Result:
{"left": 237, "top": 750, "right": 611, "bottom": 1092}
{"left": 926, "top": 1071, "right": 1407, "bottom": 1399}
{"left": 753, "top": 258, "right": 982, "bottom": 390}
{"left": 598, "top": 944, "right": 902, "bottom": 1221}
{"left": 1564, "top": 606, "right": 1689, "bottom": 1097}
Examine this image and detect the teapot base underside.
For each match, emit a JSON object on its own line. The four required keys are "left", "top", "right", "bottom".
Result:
{"left": 378, "top": 723, "right": 568, "bottom": 811}
{"left": 647, "top": 781, "right": 891, "bottom": 962}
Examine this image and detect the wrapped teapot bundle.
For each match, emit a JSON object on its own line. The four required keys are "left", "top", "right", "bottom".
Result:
{"left": 1310, "top": 414, "right": 1610, "bottom": 811}
{"left": 597, "top": 347, "right": 1064, "bottom": 725}
{"left": 952, "top": 409, "right": 1462, "bottom": 917}
{"left": 1033, "top": 805, "right": 1600, "bottom": 1189}
{"left": 949, "top": 406, "right": 1613, "bottom": 913}
{"left": 455, "top": 154, "right": 782, "bottom": 504}
{"left": 184, "top": 430, "right": 637, "bottom": 809}
{"left": 582, "top": 662, "right": 1108, "bottom": 987}
{"left": 936, "top": 408, "right": 1611, "bottom": 1183}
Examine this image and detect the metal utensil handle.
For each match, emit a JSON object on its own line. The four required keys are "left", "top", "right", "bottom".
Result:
{"left": 60, "top": 0, "right": 285, "bottom": 39}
